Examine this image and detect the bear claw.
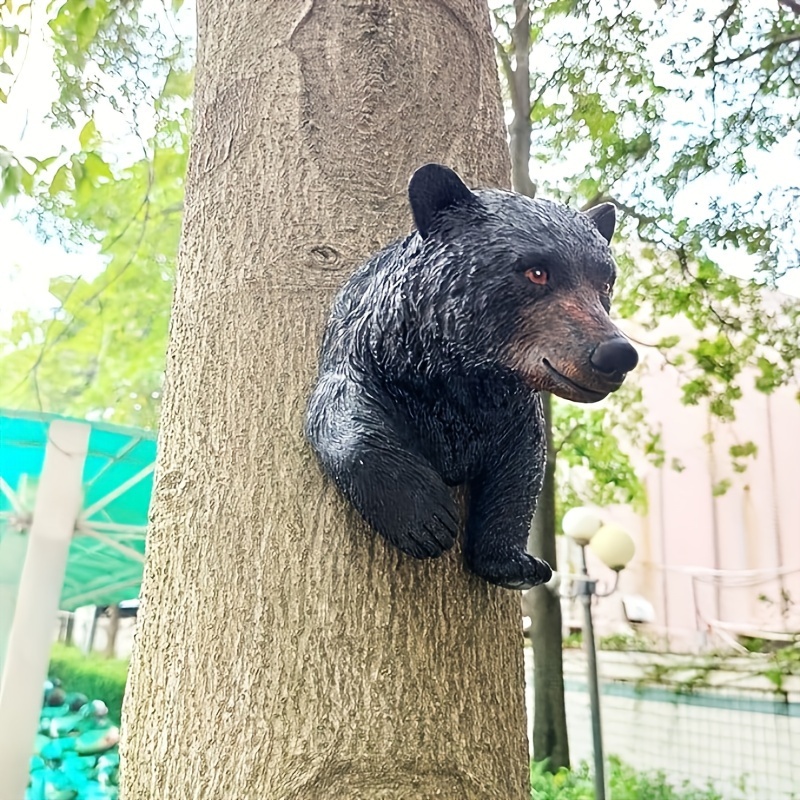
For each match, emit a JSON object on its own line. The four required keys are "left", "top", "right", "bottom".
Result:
{"left": 467, "top": 553, "right": 552, "bottom": 591}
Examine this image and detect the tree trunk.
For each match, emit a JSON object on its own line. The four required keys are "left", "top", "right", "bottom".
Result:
{"left": 119, "top": 3, "right": 530, "bottom": 799}
{"left": 503, "top": 0, "right": 570, "bottom": 769}
{"left": 509, "top": 0, "right": 536, "bottom": 198}
{"left": 526, "top": 394, "right": 570, "bottom": 770}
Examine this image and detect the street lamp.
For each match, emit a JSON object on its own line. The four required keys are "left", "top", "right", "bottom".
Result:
{"left": 562, "top": 508, "right": 636, "bottom": 800}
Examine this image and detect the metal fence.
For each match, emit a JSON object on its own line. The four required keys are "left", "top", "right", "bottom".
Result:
{"left": 525, "top": 647, "right": 800, "bottom": 799}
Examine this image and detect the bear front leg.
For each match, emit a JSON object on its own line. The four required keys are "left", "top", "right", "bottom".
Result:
{"left": 464, "top": 422, "right": 553, "bottom": 590}
{"left": 305, "top": 373, "right": 459, "bottom": 559}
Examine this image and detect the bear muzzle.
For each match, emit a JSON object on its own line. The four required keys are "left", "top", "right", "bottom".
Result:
{"left": 540, "top": 335, "right": 638, "bottom": 403}
{"left": 541, "top": 359, "right": 611, "bottom": 403}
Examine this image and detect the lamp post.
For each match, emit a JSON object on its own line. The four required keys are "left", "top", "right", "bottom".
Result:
{"left": 561, "top": 508, "right": 636, "bottom": 800}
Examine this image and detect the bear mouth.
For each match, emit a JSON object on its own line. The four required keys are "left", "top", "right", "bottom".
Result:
{"left": 542, "top": 359, "right": 610, "bottom": 402}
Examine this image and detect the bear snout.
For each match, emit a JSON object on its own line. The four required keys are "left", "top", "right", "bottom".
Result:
{"left": 590, "top": 336, "right": 639, "bottom": 376}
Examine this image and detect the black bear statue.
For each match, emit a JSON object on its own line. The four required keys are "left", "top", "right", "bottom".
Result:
{"left": 305, "top": 164, "right": 639, "bottom": 590}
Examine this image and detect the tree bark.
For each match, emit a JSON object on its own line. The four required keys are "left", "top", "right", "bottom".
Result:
{"left": 104, "top": 605, "right": 119, "bottom": 659}
{"left": 119, "top": 2, "right": 530, "bottom": 799}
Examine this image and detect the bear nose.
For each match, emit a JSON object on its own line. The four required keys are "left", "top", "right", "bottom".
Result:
{"left": 590, "top": 337, "right": 639, "bottom": 375}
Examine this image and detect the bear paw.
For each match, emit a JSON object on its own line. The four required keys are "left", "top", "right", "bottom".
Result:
{"left": 466, "top": 552, "right": 553, "bottom": 591}
{"left": 375, "top": 483, "right": 459, "bottom": 559}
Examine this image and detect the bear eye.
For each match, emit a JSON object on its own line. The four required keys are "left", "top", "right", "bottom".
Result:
{"left": 525, "top": 268, "right": 548, "bottom": 286}
{"left": 601, "top": 281, "right": 614, "bottom": 296}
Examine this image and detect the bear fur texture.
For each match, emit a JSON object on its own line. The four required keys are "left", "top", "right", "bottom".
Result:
{"left": 305, "top": 164, "right": 638, "bottom": 590}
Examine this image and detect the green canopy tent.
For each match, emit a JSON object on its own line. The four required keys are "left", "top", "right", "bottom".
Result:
{"left": 0, "top": 410, "right": 156, "bottom": 800}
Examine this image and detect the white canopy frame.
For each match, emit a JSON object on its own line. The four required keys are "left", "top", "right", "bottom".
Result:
{"left": 0, "top": 418, "right": 155, "bottom": 800}
{"left": 0, "top": 420, "right": 90, "bottom": 800}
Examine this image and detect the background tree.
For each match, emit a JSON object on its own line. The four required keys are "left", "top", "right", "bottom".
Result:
{"left": 496, "top": 0, "right": 571, "bottom": 771}
{"left": 491, "top": 0, "right": 800, "bottom": 769}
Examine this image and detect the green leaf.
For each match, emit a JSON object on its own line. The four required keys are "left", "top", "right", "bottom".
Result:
{"left": 28, "top": 154, "right": 59, "bottom": 170}
{"left": 49, "top": 163, "right": 70, "bottom": 195}
{"left": 161, "top": 68, "right": 193, "bottom": 101}
{"left": 18, "top": 164, "right": 33, "bottom": 194}
{"left": 83, "top": 151, "right": 113, "bottom": 184}
{"left": 712, "top": 479, "right": 732, "bottom": 497}
{"left": 78, "top": 118, "right": 99, "bottom": 150}
{"left": 762, "top": 668, "right": 784, "bottom": 691}
{"left": 0, "top": 163, "right": 20, "bottom": 203}
{"left": 2, "top": 24, "right": 20, "bottom": 53}
{"left": 48, "top": 274, "right": 82, "bottom": 304}
{"left": 76, "top": 7, "right": 99, "bottom": 50}
{"left": 729, "top": 442, "right": 758, "bottom": 459}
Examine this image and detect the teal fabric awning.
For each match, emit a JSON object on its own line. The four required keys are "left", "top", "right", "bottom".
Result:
{"left": 0, "top": 409, "right": 156, "bottom": 611}
{"left": 0, "top": 410, "right": 158, "bottom": 798}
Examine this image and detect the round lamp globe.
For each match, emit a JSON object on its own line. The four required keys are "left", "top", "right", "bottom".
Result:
{"left": 562, "top": 507, "right": 603, "bottom": 546}
{"left": 589, "top": 524, "right": 636, "bottom": 571}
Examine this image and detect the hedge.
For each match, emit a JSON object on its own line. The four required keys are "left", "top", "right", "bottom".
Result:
{"left": 48, "top": 643, "right": 130, "bottom": 724}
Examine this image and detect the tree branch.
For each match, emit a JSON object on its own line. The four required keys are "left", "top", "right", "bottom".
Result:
{"left": 713, "top": 33, "right": 800, "bottom": 67}
{"left": 703, "top": 0, "right": 740, "bottom": 69}
{"left": 552, "top": 422, "right": 583, "bottom": 455}
{"left": 580, "top": 192, "right": 659, "bottom": 228}
{"left": 494, "top": 36, "right": 514, "bottom": 94}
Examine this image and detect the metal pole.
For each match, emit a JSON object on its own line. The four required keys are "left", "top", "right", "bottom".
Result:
{"left": 579, "top": 543, "right": 606, "bottom": 800}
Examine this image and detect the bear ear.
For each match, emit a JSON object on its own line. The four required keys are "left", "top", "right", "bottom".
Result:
{"left": 584, "top": 202, "right": 616, "bottom": 244}
{"left": 408, "top": 163, "right": 474, "bottom": 239}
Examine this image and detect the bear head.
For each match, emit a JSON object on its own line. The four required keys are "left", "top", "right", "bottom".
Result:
{"left": 406, "top": 163, "right": 639, "bottom": 403}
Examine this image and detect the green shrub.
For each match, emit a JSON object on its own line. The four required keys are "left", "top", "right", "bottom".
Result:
{"left": 531, "top": 757, "right": 731, "bottom": 800}
{"left": 48, "top": 643, "right": 130, "bottom": 724}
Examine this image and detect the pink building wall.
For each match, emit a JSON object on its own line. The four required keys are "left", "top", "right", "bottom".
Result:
{"left": 565, "top": 307, "right": 800, "bottom": 651}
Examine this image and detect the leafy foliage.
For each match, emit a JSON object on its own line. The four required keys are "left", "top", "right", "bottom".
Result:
{"left": 497, "top": 0, "right": 799, "bottom": 276}
{"left": 0, "top": 0, "right": 192, "bottom": 427}
{"left": 0, "top": 0, "right": 798, "bottom": 458}
{"left": 0, "top": 1, "right": 29, "bottom": 104}
{"left": 1, "top": 133, "right": 187, "bottom": 427}
{"left": 530, "top": 756, "right": 737, "bottom": 800}
{"left": 46, "top": 0, "right": 187, "bottom": 127}
{"left": 492, "top": 0, "right": 800, "bottom": 506}
{"left": 551, "top": 382, "right": 656, "bottom": 517}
